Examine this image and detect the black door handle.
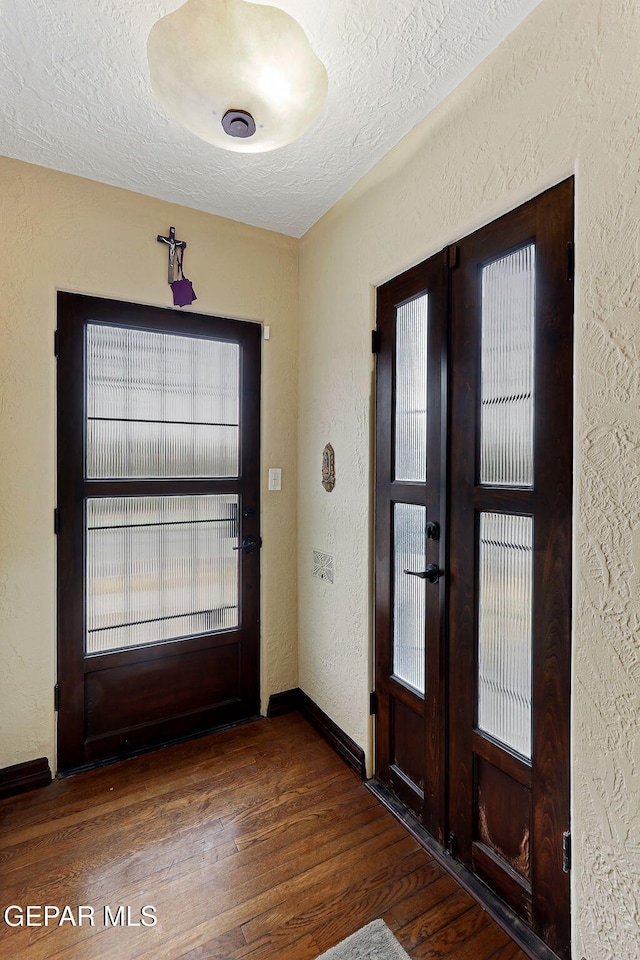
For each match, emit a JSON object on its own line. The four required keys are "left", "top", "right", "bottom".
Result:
{"left": 233, "top": 535, "right": 260, "bottom": 554}
{"left": 404, "top": 564, "right": 441, "bottom": 583}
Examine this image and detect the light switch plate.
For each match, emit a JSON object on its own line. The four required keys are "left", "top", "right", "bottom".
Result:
{"left": 268, "top": 468, "right": 282, "bottom": 491}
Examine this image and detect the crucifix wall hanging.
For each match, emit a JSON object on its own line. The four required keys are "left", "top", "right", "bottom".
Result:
{"left": 157, "top": 226, "right": 197, "bottom": 307}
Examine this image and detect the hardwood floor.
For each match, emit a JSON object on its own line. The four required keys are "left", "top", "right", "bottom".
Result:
{"left": 0, "top": 714, "right": 528, "bottom": 960}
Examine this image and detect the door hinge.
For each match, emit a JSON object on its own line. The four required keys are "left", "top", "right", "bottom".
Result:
{"left": 54, "top": 508, "right": 60, "bottom": 535}
{"left": 447, "top": 832, "right": 457, "bottom": 858}
{"left": 54, "top": 683, "right": 60, "bottom": 712}
{"left": 566, "top": 242, "right": 574, "bottom": 282}
{"left": 562, "top": 829, "right": 571, "bottom": 873}
{"left": 369, "top": 691, "right": 377, "bottom": 715}
{"left": 371, "top": 329, "right": 381, "bottom": 354}
{"left": 54, "top": 330, "right": 59, "bottom": 357}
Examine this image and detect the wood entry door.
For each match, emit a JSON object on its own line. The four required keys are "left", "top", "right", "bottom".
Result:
{"left": 374, "top": 180, "right": 573, "bottom": 959}
{"left": 374, "top": 252, "right": 448, "bottom": 842}
{"left": 56, "top": 294, "right": 261, "bottom": 775}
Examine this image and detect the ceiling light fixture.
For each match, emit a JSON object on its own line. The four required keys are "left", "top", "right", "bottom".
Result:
{"left": 147, "top": 0, "right": 328, "bottom": 154}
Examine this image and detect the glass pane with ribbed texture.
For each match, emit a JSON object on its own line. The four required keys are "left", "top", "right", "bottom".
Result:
{"left": 395, "top": 294, "right": 428, "bottom": 482}
{"left": 86, "top": 495, "right": 239, "bottom": 654}
{"left": 477, "top": 512, "right": 533, "bottom": 758}
{"left": 480, "top": 245, "right": 535, "bottom": 486}
{"left": 86, "top": 324, "right": 240, "bottom": 478}
{"left": 393, "top": 503, "right": 426, "bottom": 694}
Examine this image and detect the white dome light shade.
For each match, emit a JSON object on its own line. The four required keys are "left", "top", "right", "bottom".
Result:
{"left": 147, "top": 0, "right": 328, "bottom": 153}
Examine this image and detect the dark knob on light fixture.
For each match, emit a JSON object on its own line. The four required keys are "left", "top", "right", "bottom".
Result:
{"left": 222, "top": 109, "right": 256, "bottom": 138}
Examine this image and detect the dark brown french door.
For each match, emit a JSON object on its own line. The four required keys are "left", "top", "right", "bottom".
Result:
{"left": 374, "top": 180, "right": 573, "bottom": 958}
{"left": 374, "top": 252, "right": 448, "bottom": 842}
{"left": 57, "top": 294, "right": 261, "bottom": 774}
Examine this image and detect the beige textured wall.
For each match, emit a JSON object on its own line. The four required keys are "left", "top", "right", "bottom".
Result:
{"left": 298, "top": 1, "right": 640, "bottom": 957}
{"left": 0, "top": 157, "right": 299, "bottom": 771}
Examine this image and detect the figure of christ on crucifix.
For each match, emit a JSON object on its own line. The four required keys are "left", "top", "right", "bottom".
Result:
{"left": 157, "top": 226, "right": 187, "bottom": 283}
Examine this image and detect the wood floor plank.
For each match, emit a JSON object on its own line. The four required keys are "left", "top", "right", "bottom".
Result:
{"left": 22, "top": 820, "right": 404, "bottom": 960}
{"left": 158, "top": 841, "right": 425, "bottom": 960}
{"left": 241, "top": 839, "right": 424, "bottom": 946}
{"left": 0, "top": 713, "right": 527, "bottom": 960}
{"left": 233, "top": 784, "right": 378, "bottom": 853}
{"left": 387, "top": 871, "right": 454, "bottom": 928}
{"left": 394, "top": 880, "right": 474, "bottom": 949}
{"left": 224, "top": 931, "right": 321, "bottom": 960}
{"left": 487, "top": 939, "right": 532, "bottom": 960}
{"left": 173, "top": 926, "right": 248, "bottom": 960}
{"left": 299, "top": 850, "right": 440, "bottom": 955}
{"left": 0, "top": 716, "right": 341, "bottom": 847}
{"left": 410, "top": 908, "right": 507, "bottom": 958}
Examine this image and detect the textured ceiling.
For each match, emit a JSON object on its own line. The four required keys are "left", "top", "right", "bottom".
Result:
{"left": 0, "top": 0, "right": 542, "bottom": 237}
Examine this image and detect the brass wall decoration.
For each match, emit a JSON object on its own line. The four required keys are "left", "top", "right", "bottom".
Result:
{"left": 322, "top": 443, "right": 335, "bottom": 492}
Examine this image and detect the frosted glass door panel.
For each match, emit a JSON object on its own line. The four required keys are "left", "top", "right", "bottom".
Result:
{"left": 86, "top": 324, "right": 240, "bottom": 478}
{"left": 393, "top": 503, "right": 427, "bottom": 694}
{"left": 86, "top": 495, "right": 239, "bottom": 654}
{"left": 477, "top": 512, "right": 533, "bottom": 758}
{"left": 480, "top": 245, "right": 535, "bottom": 486}
{"left": 395, "top": 295, "right": 428, "bottom": 482}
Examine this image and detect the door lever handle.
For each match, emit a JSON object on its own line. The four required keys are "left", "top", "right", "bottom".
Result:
{"left": 404, "top": 564, "right": 441, "bottom": 583}
{"left": 233, "top": 535, "right": 260, "bottom": 554}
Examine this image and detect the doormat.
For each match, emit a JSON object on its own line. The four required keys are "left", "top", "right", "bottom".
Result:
{"left": 315, "top": 919, "right": 411, "bottom": 960}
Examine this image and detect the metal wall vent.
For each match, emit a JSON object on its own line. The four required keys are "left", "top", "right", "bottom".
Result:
{"left": 313, "top": 550, "right": 334, "bottom": 583}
